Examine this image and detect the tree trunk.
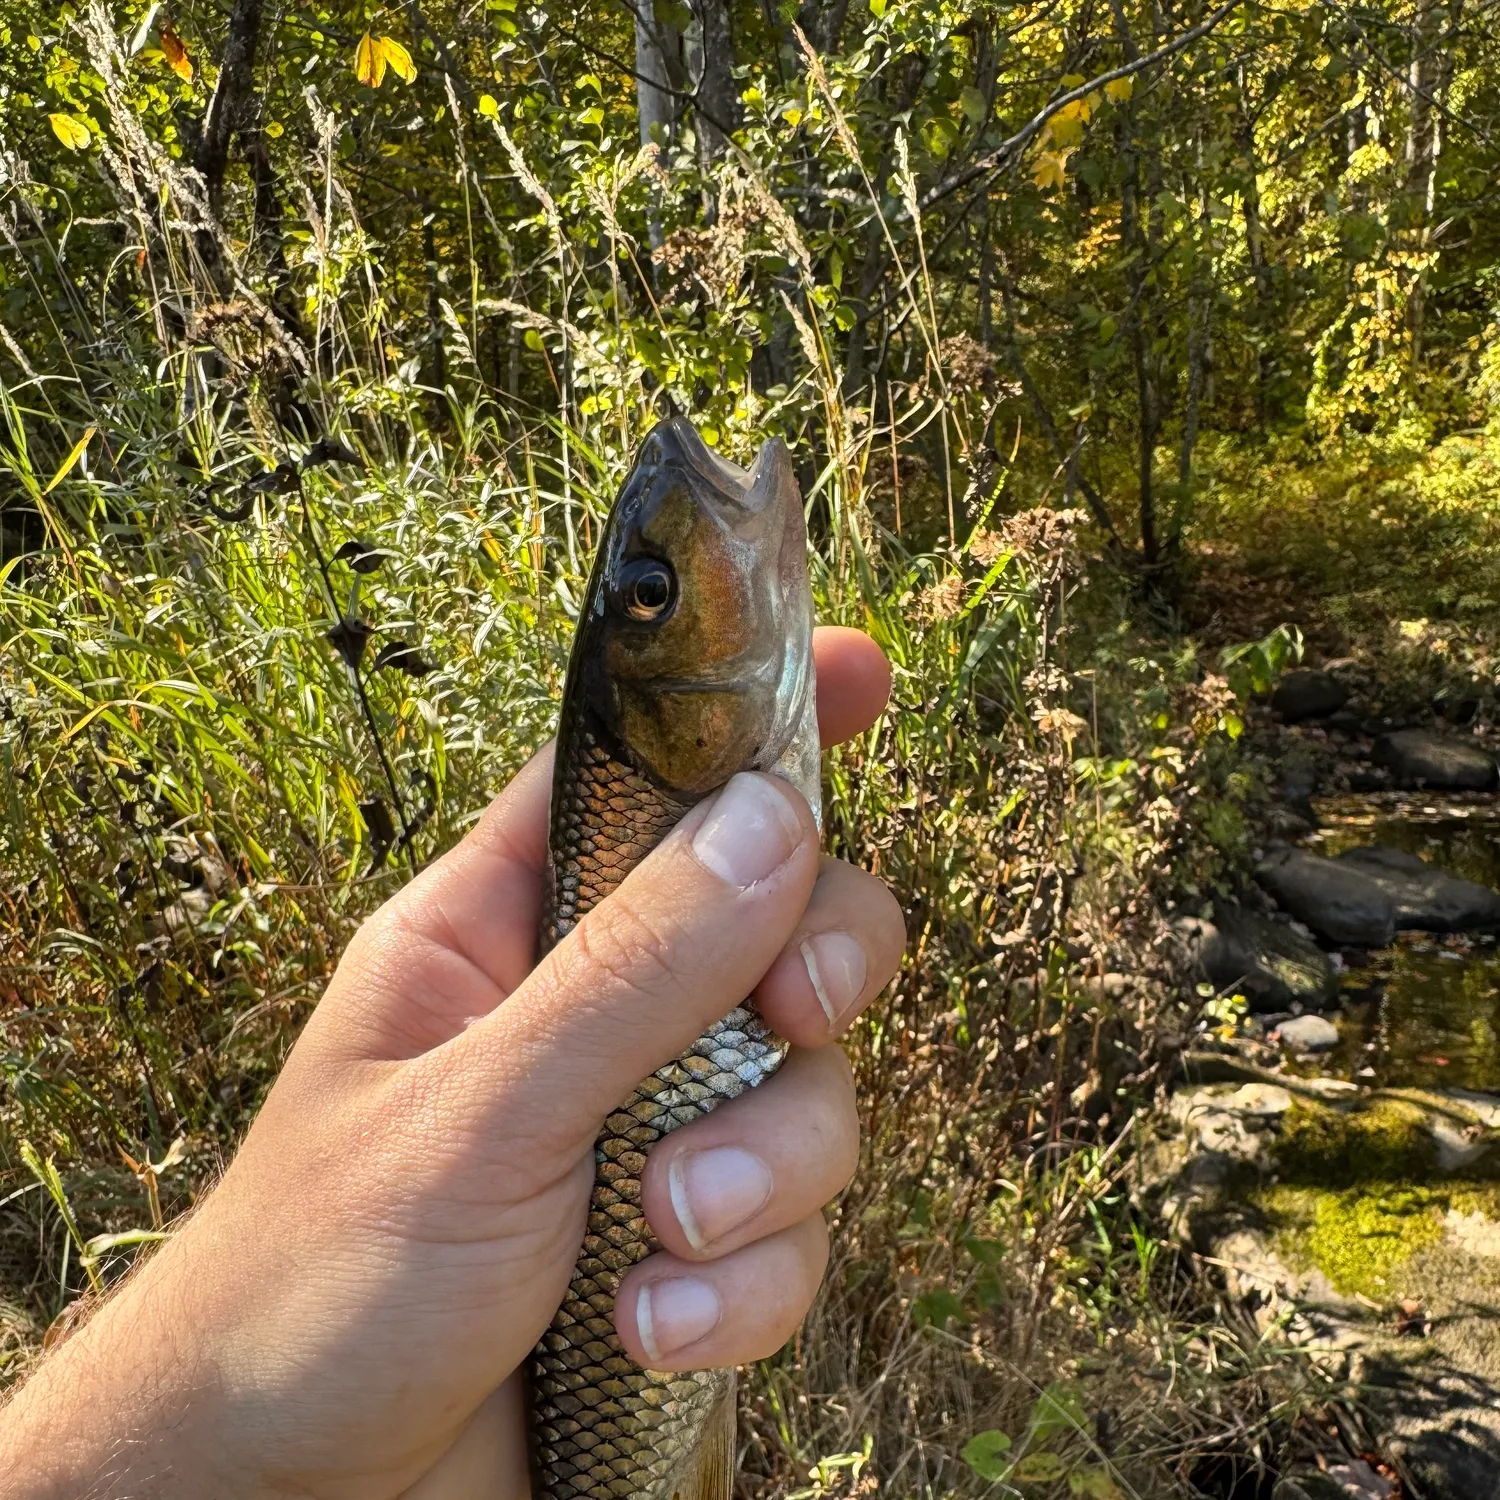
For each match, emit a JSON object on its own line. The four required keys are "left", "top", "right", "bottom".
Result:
{"left": 998, "top": 276, "right": 1121, "bottom": 548}
{"left": 691, "top": 0, "right": 739, "bottom": 159}
{"left": 195, "top": 0, "right": 263, "bottom": 215}
{"left": 249, "top": 130, "right": 306, "bottom": 345}
{"left": 1405, "top": 0, "right": 1457, "bottom": 367}
{"left": 798, "top": 0, "right": 852, "bottom": 55}
{"left": 1235, "top": 65, "right": 1272, "bottom": 428}
{"left": 1109, "top": 0, "right": 1161, "bottom": 565}
{"left": 424, "top": 214, "right": 447, "bottom": 418}
{"left": 635, "top": 2, "right": 683, "bottom": 248}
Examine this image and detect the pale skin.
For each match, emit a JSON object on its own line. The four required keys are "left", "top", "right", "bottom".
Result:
{"left": 0, "top": 627, "right": 903, "bottom": 1500}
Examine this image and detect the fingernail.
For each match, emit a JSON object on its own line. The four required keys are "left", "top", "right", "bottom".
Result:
{"left": 801, "top": 931, "right": 868, "bottom": 1027}
{"left": 637, "top": 1277, "right": 722, "bottom": 1365}
{"left": 691, "top": 773, "right": 804, "bottom": 889}
{"left": 669, "top": 1147, "right": 773, "bottom": 1251}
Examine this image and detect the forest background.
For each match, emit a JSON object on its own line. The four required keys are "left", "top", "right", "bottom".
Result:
{"left": 3, "top": 0, "right": 1500, "bottom": 1492}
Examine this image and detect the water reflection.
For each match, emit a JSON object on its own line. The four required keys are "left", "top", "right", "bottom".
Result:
{"left": 1305, "top": 794, "right": 1500, "bottom": 1092}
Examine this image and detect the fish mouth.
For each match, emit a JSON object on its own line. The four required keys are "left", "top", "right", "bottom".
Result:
{"left": 633, "top": 418, "right": 755, "bottom": 505}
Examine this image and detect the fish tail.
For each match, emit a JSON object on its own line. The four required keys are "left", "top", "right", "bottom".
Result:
{"left": 671, "top": 1373, "right": 736, "bottom": 1500}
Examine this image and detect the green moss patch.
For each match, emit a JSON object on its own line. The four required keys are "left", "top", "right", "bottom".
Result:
{"left": 1273, "top": 1099, "right": 1435, "bottom": 1187}
{"left": 1257, "top": 1182, "right": 1446, "bottom": 1299}
{"left": 1246, "top": 1100, "right": 1500, "bottom": 1299}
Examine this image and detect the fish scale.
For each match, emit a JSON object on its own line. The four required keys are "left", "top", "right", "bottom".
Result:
{"left": 530, "top": 722, "right": 791, "bottom": 1500}
{"left": 526, "top": 418, "right": 817, "bottom": 1500}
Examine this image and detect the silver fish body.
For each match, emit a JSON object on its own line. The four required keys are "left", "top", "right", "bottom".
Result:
{"left": 527, "top": 419, "right": 819, "bottom": 1500}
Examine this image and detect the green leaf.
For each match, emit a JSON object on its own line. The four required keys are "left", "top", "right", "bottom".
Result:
{"left": 961, "top": 1430, "right": 1013, "bottom": 1481}
{"left": 1030, "top": 1383, "right": 1087, "bottom": 1445}
{"left": 653, "top": 0, "right": 694, "bottom": 29}
{"left": 911, "top": 1288, "right": 966, "bottom": 1329}
{"left": 81, "top": 1228, "right": 169, "bottom": 1268}
{"left": 1069, "top": 1467, "right": 1124, "bottom": 1498}
{"left": 868, "top": 0, "right": 887, "bottom": 16}
{"left": 922, "top": 115, "right": 959, "bottom": 159}
{"left": 43, "top": 425, "right": 96, "bottom": 493}
{"left": 960, "top": 86, "right": 987, "bottom": 125}
{"left": 48, "top": 113, "right": 92, "bottom": 150}
{"left": 1015, "top": 1451, "right": 1066, "bottom": 1482}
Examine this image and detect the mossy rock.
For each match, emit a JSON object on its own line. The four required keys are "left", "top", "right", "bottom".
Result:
{"left": 1274, "top": 1097, "right": 1437, "bottom": 1188}
{"left": 1256, "top": 1180, "right": 1446, "bottom": 1299}
{"left": 1246, "top": 1099, "right": 1500, "bottom": 1299}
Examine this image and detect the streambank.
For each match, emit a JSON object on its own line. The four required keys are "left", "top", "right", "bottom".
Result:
{"left": 1157, "top": 684, "right": 1500, "bottom": 1499}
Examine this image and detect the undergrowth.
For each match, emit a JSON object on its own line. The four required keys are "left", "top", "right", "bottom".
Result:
{"left": 0, "top": 12, "right": 1345, "bottom": 1498}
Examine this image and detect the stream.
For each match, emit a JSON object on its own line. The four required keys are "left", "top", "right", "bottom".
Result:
{"left": 1306, "top": 792, "right": 1500, "bottom": 1091}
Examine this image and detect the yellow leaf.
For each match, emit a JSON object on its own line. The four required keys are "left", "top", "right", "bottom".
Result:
{"left": 43, "top": 425, "right": 97, "bottom": 494}
{"left": 377, "top": 35, "right": 416, "bottom": 84}
{"left": 159, "top": 23, "right": 193, "bottom": 82}
{"left": 1032, "top": 150, "right": 1068, "bottom": 191}
{"left": 265, "top": 120, "right": 283, "bottom": 138}
{"left": 478, "top": 93, "right": 499, "bottom": 117}
{"left": 48, "top": 113, "right": 92, "bottom": 150}
{"left": 1048, "top": 108, "right": 1086, "bottom": 149}
{"left": 354, "top": 31, "right": 385, "bottom": 88}
{"left": 1104, "top": 76, "right": 1134, "bottom": 102}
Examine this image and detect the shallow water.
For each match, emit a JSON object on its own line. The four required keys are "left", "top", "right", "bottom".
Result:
{"left": 1305, "top": 793, "right": 1500, "bottom": 1092}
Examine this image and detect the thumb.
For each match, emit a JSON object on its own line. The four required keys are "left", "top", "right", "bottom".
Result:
{"left": 435, "top": 772, "right": 821, "bottom": 1149}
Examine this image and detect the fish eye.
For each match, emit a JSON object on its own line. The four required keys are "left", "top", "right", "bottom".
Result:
{"left": 617, "top": 557, "right": 677, "bottom": 623}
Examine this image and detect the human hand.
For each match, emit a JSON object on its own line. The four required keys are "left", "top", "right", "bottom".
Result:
{"left": 0, "top": 626, "right": 902, "bottom": 1500}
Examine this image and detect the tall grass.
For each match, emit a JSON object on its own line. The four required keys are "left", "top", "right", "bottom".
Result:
{"left": 0, "top": 19, "right": 1320, "bottom": 1494}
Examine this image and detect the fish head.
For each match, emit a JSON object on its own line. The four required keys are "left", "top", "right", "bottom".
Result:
{"left": 577, "top": 418, "right": 814, "bottom": 796}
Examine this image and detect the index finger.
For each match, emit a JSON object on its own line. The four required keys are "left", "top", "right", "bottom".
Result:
{"left": 812, "top": 626, "right": 891, "bottom": 749}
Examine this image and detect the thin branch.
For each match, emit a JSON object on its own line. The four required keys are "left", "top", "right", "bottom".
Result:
{"left": 921, "top": 0, "right": 1247, "bottom": 211}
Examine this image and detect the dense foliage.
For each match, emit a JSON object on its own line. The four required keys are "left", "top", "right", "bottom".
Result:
{"left": 8, "top": 0, "right": 1500, "bottom": 551}
{"left": 4, "top": 0, "right": 1500, "bottom": 1490}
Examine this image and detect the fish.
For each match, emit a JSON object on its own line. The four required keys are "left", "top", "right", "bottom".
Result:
{"left": 527, "top": 417, "right": 821, "bottom": 1500}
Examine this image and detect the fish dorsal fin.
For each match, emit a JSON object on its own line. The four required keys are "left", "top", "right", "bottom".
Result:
{"left": 671, "top": 1375, "right": 736, "bottom": 1500}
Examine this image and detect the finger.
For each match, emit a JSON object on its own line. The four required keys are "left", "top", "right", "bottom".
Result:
{"left": 813, "top": 626, "right": 891, "bottom": 748}
{"left": 614, "top": 1215, "right": 829, "bottom": 1371}
{"left": 749, "top": 857, "right": 905, "bottom": 1046}
{"left": 639, "top": 1046, "right": 857, "bottom": 1263}
{"left": 309, "top": 747, "right": 555, "bottom": 1062}
{"left": 442, "top": 772, "right": 821, "bottom": 1145}
{"left": 387, "top": 742, "right": 556, "bottom": 994}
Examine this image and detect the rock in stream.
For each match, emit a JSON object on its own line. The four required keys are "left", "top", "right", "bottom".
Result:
{"left": 1372, "top": 728, "right": 1498, "bottom": 792}
{"left": 1177, "top": 905, "right": 1336, "bottom": 1013}
{"left": 1255, "top": 847, "right": 1396, "bottom": 947}
{"left": 1335, "top": 845, "right": 1500, "bottom": 933}
{"left": 1167, "top": 766, "right": 1500, "bottom": 1498}
{"left": 1272, "top": 668, "right": 1351, "bottom": 723}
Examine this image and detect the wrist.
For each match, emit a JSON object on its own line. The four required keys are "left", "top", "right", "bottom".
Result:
{"left": 0, "top": 1227, "right": 257, "bottom": 1500}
